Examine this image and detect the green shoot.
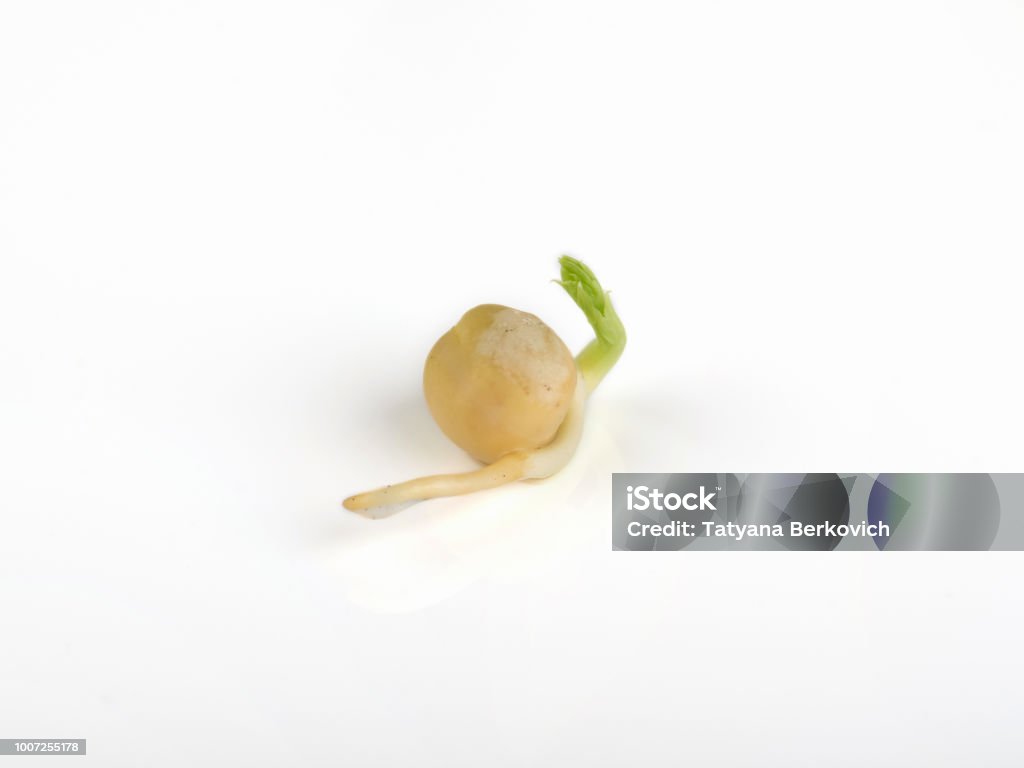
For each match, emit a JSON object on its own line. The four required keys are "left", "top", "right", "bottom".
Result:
{"left": 556, "top": 255, "right": 626, "bottom": 393}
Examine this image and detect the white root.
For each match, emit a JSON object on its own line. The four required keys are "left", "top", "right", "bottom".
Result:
{"left": 343, "top": 373, "right": 586, "bottom": 516}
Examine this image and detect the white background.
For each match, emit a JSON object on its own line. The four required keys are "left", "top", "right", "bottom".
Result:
{"left": 2, "top": 1, "right": 1023, "bottom": 765}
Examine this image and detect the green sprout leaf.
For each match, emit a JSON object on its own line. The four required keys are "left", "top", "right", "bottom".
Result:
{"left": 556, "top": 255, "right": 626, "bottom": 392}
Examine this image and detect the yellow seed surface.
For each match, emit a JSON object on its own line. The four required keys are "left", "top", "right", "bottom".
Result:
{"left": 423, "top": 304, "right": 577, "bottom": 464}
